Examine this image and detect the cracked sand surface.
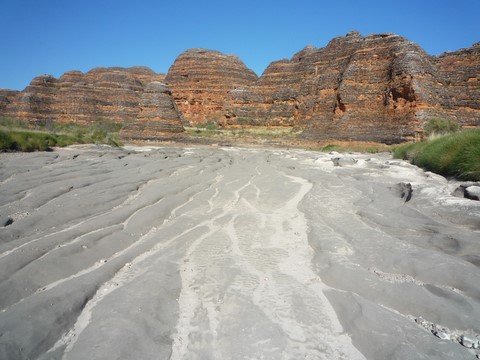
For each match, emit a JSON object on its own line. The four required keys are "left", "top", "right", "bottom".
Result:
{"left": 0, "top": 145, "right": 479, "bottom": 359}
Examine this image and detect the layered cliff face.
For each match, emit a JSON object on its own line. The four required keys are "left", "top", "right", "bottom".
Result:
{"left": 225, "top": 31, "right": 475, "bottom": 143}
{"left": 2, "top": 75, "right": 60, "bottom": 125}
{"left": 120, "top": 81, "right": 184, "bottom": 140}
{"left": 161, "top": 36, "right": 478, "bottom": 142}
{"left": 0, "top": 89, "right": 20, "bottom": 113}
{"left": 164, "top": 49, "right": 258, "bottom": 126}
{"left": 434, "top": 42, "right": 480, "bottom": 127}
{"left": 54, "top": 67, "right": 152, "bottom": 124}
{"left": 0, "top": 67, "right": 183, "bottom": 136}
{"left": 1, "top": 33, "right": 479, "bottom": 143}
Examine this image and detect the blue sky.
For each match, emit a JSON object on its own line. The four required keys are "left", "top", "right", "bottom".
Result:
{"left": 1, "top": 0, "right": 479, "bottom": 91}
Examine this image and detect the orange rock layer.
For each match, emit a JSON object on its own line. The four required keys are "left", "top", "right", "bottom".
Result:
{"left": 0, "top": 67, "right": 183, "bottom": 136}
{"left": 0, "top": 89, "right": 19, "bottom": 113}
{"left": 222, "top": 32, "right": 479, "bottom": 143}
{"left": 119, "top": 82, "right": 184, "bottom": 140}
{"left": 1, "top": 32, "right": 479, "bottom": 143}
{"left": 164, "top": 49, "right": 258, "bottom": 126}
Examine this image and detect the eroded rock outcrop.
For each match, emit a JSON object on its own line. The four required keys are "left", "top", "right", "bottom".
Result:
{"left": 120, "top": 82, "right": 184, "bottom": 140}
{"left": 127, "top": 35, "right": 479, "bottom": 143}
{"left": 3, "top": 75, "right": 60, "bottom": 125}
{"left": 224, "top": 31, "right": 479, "bottom": 143}
{"left": 1, "top": 32, "right": 479, "bottom": 143}
{"left": 434, "top": 42, "right": 480, "bottom": 127}
{"left": 164, "top": 49, "right": 258, "bottom": 126}
{"left": 57, "top": 67, "right": 165, "bottom": 124}
{"left": 0, "top": 89, "right": 20, "bottom": 113}
{"left": 1, "top": 67, "right": 183, "bottom": 137}
{"left": 2, "top": 67, "right": 167, "bottom": 124}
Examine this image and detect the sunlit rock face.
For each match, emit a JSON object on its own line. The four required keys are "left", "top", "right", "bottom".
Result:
{"left": 52, "top": 67, "right": 166, "bottom": 124}
{"left": 120, "top": 81, "right": 184, "bottom": 140}
{"left": 0, "top": 67, "right": 184, "bottom": 137}
{"left": 1, "top": 32, "right": 479, "bottom": 143}
{"left": 3, "top": 68, "right": 152, "bottom": 124}
{"left": 0, "top": 89, "right": 19, "bottom": 112}
{"left": 433, "top": 42, "right": 480, "bottom": 127}
{"left": 225, "top": 32, "right": 479, "bottom": 143}
{"left": 164, "top": 48, "right": 258, "bottom": 126}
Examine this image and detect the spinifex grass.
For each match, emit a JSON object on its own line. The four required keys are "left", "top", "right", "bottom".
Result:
{"left": 393, "top": 129, "right": 480, "bottom": 181}
{"left": 0, "top": 117, "right": 122, "bottom": 152}
{"left": 0, "top": 129, "right": 71, "bottom": 152}
{"left": 185, "top": 126, "right": 297, "bottom": 139}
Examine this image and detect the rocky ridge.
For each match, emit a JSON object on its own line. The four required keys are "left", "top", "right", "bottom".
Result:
{"left": 1, "top": 32, "right": 479, "bottom": 143}
{"left": 223, "top": 32, "right": 479, "bottom": 143}
{"left": 164, "top": 48, "right": 258, "bottom": 126}
{"left": 0, "top": 89, "right": 19, "bottom": 112}
{"left": 434, "top": 42, "right": 480, "bottom": 127}
{"left": 0, "top": 67, "right": 184, "bottom": 137}
{"left": 162, "top": 32, "right": 478, "bottom": 143}
{"left": 52, "top": 67, "right": 166, "bottom": 124}
{"left": 119, "top": 81, "right": 184, "bottom": 140}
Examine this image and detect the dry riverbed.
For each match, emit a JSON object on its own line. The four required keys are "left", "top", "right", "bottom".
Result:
{"left": 0, "top": 144, "right": 479, "bottom": 359}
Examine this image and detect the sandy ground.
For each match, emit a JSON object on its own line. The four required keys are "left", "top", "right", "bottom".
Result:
{"left": 0, "top": 144, "right": 479, "bottom": 359}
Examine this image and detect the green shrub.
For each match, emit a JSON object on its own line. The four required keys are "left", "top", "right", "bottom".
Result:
{"left": 91, "top": 129, "right": 108, "bottom": 143}
{"left": 321, "top": 144, "right": 340, "bottom": 152}
{"left": 392, "top": 142, "right": 427, "bottom": 160}
{"left": 5, "top": 130, "right": 57, "bottom": 152}
{"left": 54, "top": 120, "right": 122, "bottom": 146}
{"left": 0, "top": 118, "right": 122, "bottom": 152}
{"left": 393, "top": 129, "right": 480, "bottom": 181}
{"left": 196, "top": 121, "right": 218, "bottom": 131}
{"left": 91, "top": 119, "right": 123, "bottom": 133}
{"left": 0, "top": 130, "right": 16, "bottom": 151}
{"left": 0, "top": 116, "right": 30, "bottom": 129}
{"left": 54, "top": 134, "right": 78, "bottom": 147}
{"left": 423, "top": 117, "right": 460, "bottom": 136}
{"left": 106, "top": 136, "right": 121, "bottom": 147}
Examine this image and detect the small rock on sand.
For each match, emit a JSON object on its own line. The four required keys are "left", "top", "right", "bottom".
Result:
{"left": 434, "top": 331, "right": 450, "bottom": 340}
{"left": 460, "top": 335, "right": 476, "bottom": 348}
{"left": 465, "top": 186, "right": 480, "bottom": 201}
{"left": 2, "top": 217, "right": 14, "bottom": 227}
{"left": 452, "top": 184, "right": 480, "bottom": 201}
{"left": 331, "top": 157, "right": 358, "bottom": 167}
{"left": 393, "top": 182, "right": 413, "bottom": 202}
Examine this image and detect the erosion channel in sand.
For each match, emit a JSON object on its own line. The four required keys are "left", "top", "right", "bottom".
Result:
{"left": 0, "top": 145, "right": 479, "bottom": 359}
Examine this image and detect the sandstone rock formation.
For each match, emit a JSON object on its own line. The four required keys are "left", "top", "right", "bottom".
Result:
{"left": 120, "top": 82, "right": 184, "bottom": 140}
{"left": 0, "top": 67, "right": 183, "bottom": 137}
{"left": 53, "top": 67, "right": 163, "bottom": 124}
{"left": 434, "top": 42, "right": 480, "bottom": 127}
{"left": 1, "top": 67, "right": 167, "bottom": 124}
{"left": 1, "top": 32, "right": 479, "bottom": 143}
{"left": 164, "top": 49, "right": 258, "bottom": 126}
{"left": 3, "top": 75, "right": 60, "bottom": 125}
{"left": 224, "top": 31, "right": 479, "bottom": 143}
{"left": 0, "top": 89, "right": 19, "bottom": 113}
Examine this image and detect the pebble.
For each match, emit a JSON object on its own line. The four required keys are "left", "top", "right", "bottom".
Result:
{"left": 410, "top": 315, "right": 480, "bottom": 350}
{"left": 331, "top": 157, "right": 358, "bottom": 167}
{"left": 465, "top": 186, "right": 480, "bottom": 201}
{"left": 434, "top": 331, "right": 450, "bottom": 340}
{"left": 460, "top": 335, "right": 475, "bottom": 348}
{"left": 3, "top": 217, "right": 14, "bottom": 227}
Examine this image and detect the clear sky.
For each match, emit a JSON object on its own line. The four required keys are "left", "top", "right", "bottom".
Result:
{"left": 1, "top": 0, "right": 479, "bottom": 91}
